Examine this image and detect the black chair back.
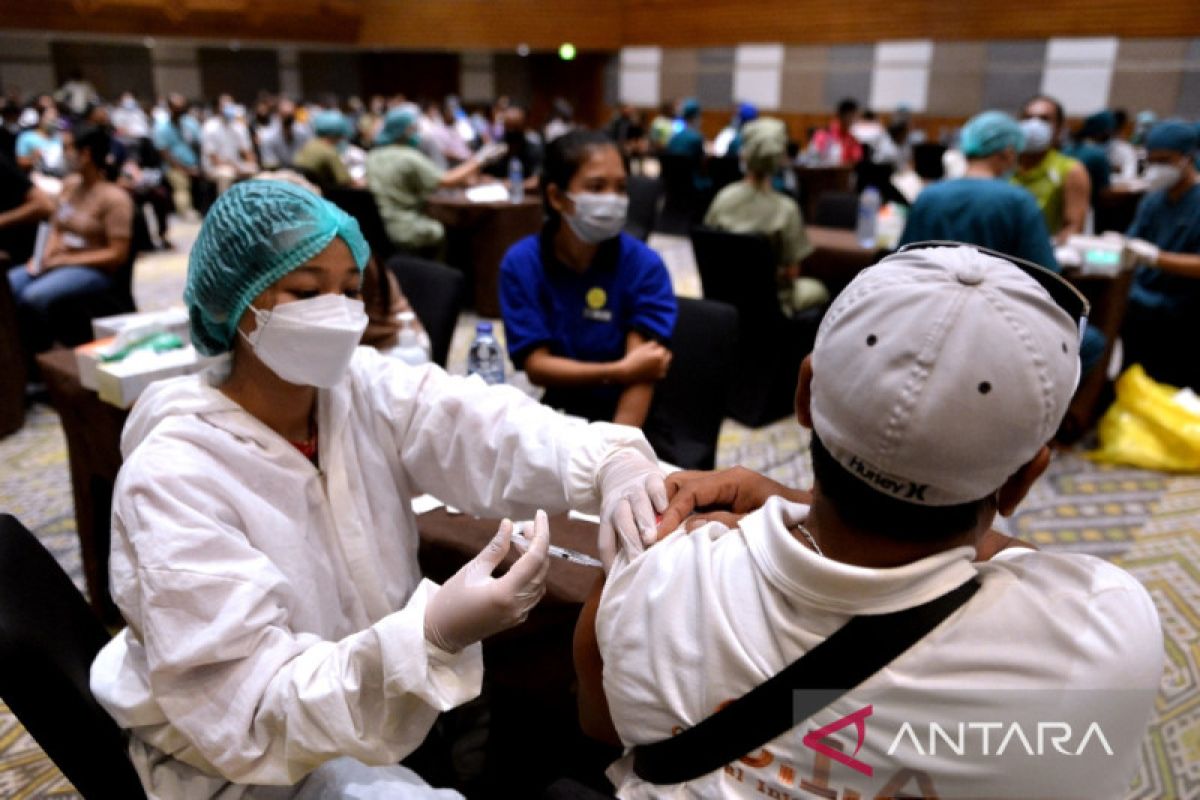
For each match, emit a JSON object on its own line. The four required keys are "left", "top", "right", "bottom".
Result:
{"left": 707, "top": 156, "right": 744, "bottom": 195}
{"left": 624, "top": 175, "right": 661, "bottom": 242}
{"left": 811, "top": 190, "right": 859, "bottom": 230}
{"left": 0, "top": 514, "right": 147, "bottom": 799}
{"left": 0, "top": 255, "right": 25, "bottom": 435}
{"left": 326, "top": 187, "right": 397, "bottom": 266}
{"left": 655, "top": 153, "right": 703, "bottom": 236}
{"left": 691, "top": 226, "right": 820, "bottom": 426}
{"left": 912, "top": 142, "right": 947, "bottom": 181}
{"left": 644, "top": 297, "right": 738, "bottom": 470}
{"left": 384, "top": 254, "right": 464, "bottom": 368}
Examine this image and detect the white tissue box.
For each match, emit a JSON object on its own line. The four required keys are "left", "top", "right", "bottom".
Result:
{"left": 92, "top": 306, "right": 190, "bottom": 341}
{"left": 95, "top": 347, "right": 228, "bottom": 409}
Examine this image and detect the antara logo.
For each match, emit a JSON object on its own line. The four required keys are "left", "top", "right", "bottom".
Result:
{"left": 801, "top": 705, "right": 874, "bottom": 777}
{"left": 847, "top": 456, "right": 929, "bottom": 501}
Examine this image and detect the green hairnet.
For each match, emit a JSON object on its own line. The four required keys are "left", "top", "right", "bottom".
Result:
{"left": 960, "top": 110, "right": 1024, "bottom": 158}
{"left": 741, "top": 117, "right": 787, "bottom": 176}
{"left": 184, "top": 180, "right": 370, "bottom": 356}
{"left": 314, "top": 110, "right": 349, "bottom": 138}
{"left": 375, "top": 107, "right": 417, "bottom": 146}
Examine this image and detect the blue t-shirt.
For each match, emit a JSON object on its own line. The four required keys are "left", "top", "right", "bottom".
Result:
{"left": 1126, "top": 183, "right": 1200, "bottom": 316}
{"left": 899, "top": 177, "right": 1059, "bottom": 271}
{"left": 153, "top": 115, "right": 201, "bottom": 169}
{"left": 500, "top": 230, "right": 677, "bottom": 419}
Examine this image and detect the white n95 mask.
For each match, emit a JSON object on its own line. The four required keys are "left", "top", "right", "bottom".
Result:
{"left": 565, "top": 192, "right": 629, "bottom": 244}
{"left": 1019, "top": 118, "right": 1054, "bottom": 154}
{"left": 241, "top": 293, "right": 368, "bottom": 387}
{"left": 1143, "top": 163, "right": 1182, "bottom": 193}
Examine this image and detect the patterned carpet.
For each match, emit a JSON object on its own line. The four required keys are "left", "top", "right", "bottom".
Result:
{"left": 0, "top": 229, "right": 1197, "bottom": 798}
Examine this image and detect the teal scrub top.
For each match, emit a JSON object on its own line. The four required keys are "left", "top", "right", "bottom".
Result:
{"left": 1126, "top": 183, "right": 1200, "bottom": 315}
{"left": 899, "top": 177, "right": 1059, "bottom": 271}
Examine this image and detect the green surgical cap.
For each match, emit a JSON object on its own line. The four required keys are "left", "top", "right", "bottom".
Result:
{"left": 184, "top": 180, "right": 370, "bottom": 356}
{"left": 741, "top": 117, "right": 787, "bottom": 176}
{"left": 375, "top": 108, "right": 417, "bottom": 146}
{"left": 960, "top": 110, "right": 1024, "bottom": 158}
{"left": 314, "top": 110, "right": 350, "bottom": 138}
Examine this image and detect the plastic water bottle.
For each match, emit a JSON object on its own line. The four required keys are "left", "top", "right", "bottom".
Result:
{"left": 508, "top": 157, "right": 524, "bottom": 203}
{"left": 828, "top": 138, "right": 843, "bottom": 166}
{"left": 467, "top": 322, "right": 506, "bottom": 385}
{"left": 390, "top": 311, "right": 430, "bottom": 366}
{"left": 856, "top": 187, "right": 881, "bottom": 249}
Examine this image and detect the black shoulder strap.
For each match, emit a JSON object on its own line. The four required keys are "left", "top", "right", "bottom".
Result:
{"left": 631, "top": 577, "right": 980, "bottom": 785}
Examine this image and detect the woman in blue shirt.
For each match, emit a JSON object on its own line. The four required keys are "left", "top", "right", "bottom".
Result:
{"left": 500, "top": 129, "right": 677, "bottom": 426}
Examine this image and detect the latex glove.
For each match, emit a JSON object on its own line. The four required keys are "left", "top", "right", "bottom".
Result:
{"left": 424, "top": 511, "right": 550, "bottom": 653}
{"left": 1125, "top": 238, "right": 1160, "bottom": 266}
{"left": 1054, "top": 245, "right": 1082, "bottom": 269}
{"left": 596, "top": 449, "right": 668, "bottom": 570}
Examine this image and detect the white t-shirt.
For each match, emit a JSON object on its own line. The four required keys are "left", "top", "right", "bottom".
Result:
{"left": 597, "top": 496, "right": 1162, "bottom": 800}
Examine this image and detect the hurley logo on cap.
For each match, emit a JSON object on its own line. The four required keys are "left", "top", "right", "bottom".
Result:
{"left": 847, "top": 455, "right": 930, "bottom": 502}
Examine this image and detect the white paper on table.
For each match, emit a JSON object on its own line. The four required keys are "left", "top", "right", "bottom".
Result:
{"left": 465, "top": 183, "right": 510, "bottom": 204}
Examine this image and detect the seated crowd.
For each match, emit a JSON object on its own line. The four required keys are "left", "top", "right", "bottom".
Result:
{"left": 1, "top": 72, "right": 1195, "bottom": 800}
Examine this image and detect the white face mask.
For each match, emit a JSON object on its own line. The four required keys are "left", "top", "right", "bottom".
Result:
{"left": 240, "top": 293, "right": 367, "bottom": 388}
{"left": 1143, "top": 163, "right": 1183, "bottom": 192}
{"left": 564, "top": 192, "right": 629, "bottom": 244}
{"left": 1019, "top": 118, "right": 1054, "bottom": 154}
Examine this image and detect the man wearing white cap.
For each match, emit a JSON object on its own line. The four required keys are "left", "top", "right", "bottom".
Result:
{"left": 575, "top": 243, "right": 1162, "bottom": 799}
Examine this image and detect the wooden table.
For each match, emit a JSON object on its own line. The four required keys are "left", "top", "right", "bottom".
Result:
{"left": 793, "top": 164, "right": 855, "bottom": 223}
{"left": 426, "top": 191, "right": 543, "bottom": 318}
{"left": 1094, "top": 186, "right": 1144, "bottom": 235}
{"left": 36, "top": 348, "right": 129, "bottom": 623}
{"left": 803, "top": 225, "right": 880, "bottom": 296}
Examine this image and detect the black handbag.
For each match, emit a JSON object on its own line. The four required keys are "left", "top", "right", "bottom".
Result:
{"left": 631, "top": 577, "right": 981, "bottom": 785}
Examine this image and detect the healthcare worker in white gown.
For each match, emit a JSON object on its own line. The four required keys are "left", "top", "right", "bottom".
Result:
{"left": 89, "top": 180, "right": 667, "bottom": 799}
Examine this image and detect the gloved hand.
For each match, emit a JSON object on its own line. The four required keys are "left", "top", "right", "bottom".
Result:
{"left": 596, "top": 449, "right": 668, "bottom": 571}
{"left": 1125, "top": 238, "right": 1161, "bottom": 266}
{"left": 1054, "top": 245, "right": 1082, "bottom": 269}
{"left": 424, "top": 511, "right": 550, "bottom": 653}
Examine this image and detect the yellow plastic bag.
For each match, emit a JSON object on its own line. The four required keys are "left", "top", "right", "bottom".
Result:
{"left": 1090, "top": 365, "right": 1200, "bottom": 472}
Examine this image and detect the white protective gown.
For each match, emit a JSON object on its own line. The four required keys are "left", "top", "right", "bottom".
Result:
{"left": 90, "top": 346, "right": 654, "bottom": 798}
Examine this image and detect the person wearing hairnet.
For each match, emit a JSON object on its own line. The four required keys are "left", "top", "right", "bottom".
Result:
{"left": 1120, "top": 120, "right": 1200, "bottom": 389}
{"left": 703, "top": 117, "right": 827, "bottom": 315}
{"left": 365, "top": 107, "right": 483, "bottom": 255}
{"left": 900, "top": 111, "right": 1057, "bottom": 270}
{"left": 293, "top": 110, "right": 357, "bottom": 192}
{"left": 89, "top": 179, "right": 667, "bottom": 799}
{"left": 711, "top": 101, "right": 758, "bottom": 159}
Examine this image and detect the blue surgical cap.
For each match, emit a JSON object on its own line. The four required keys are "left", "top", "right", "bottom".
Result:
{"left": 680, "top": 98, "right": 701, "bottom": 121}
{"left": 1078, "top": 110, "right": 1116, "bottom": 139}
{"left": 185, "top": 180, "right": 370, "bottom": 356}
{"left": 374, "top": 108, "right": 417, "bottom": 146}
{"left": 314, "top": 110, "right": 350, "bottom": 138}
{"left": 960, "top": 110, "right": 1024, "bottom": 158}
{"left": 737, "top": 102, "right": 759, "bottom": 124}
{"left": 1145, "top": 120, "right": 1198, "bottom": 155}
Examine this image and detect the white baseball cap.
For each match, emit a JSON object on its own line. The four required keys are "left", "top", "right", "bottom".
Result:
{"left": 810, "top": 242, "right": 1087, "bottom": 506}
